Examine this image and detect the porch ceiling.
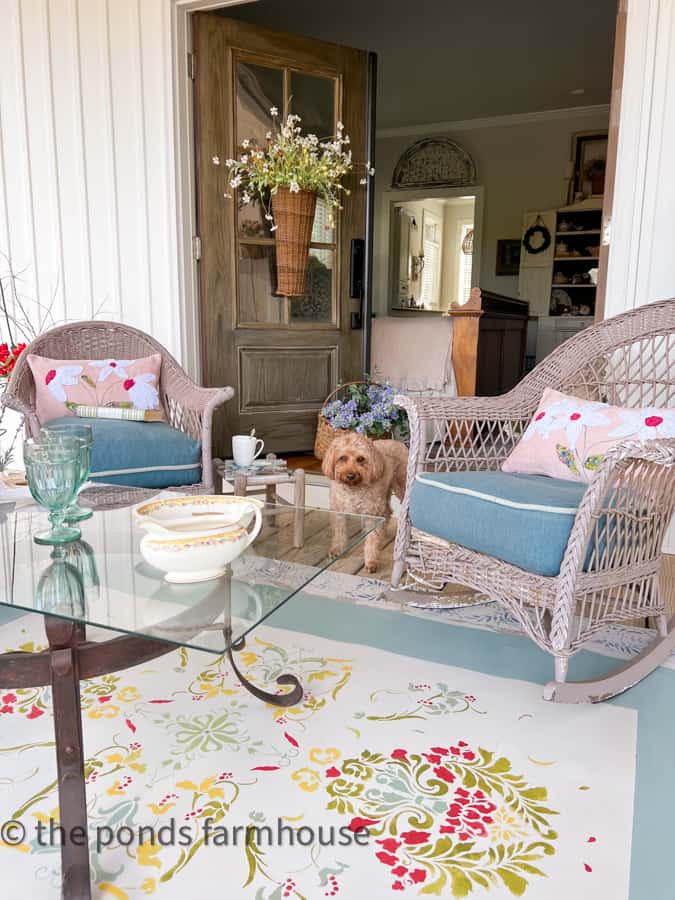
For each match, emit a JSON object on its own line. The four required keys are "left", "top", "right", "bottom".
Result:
{"left": 222, "top": 0, "right": 617, "bottom": 129}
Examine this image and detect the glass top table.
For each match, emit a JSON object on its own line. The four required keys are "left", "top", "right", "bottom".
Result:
{"left": 0, "top": 501, "right": 383, "bottom": 654}
{"left": 0, "top": 498, "right": 382, "bottom": 899}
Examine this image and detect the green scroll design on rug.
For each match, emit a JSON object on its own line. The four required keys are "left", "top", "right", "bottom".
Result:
{"left": 324, "top": 743, "right": 558, "bottom": 896}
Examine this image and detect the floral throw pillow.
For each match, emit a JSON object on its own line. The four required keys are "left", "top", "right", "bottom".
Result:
{"left": 502, "top": 387, "right": 675, "bottom": 483}
{"left": 28, "top": 354, "right": 164, "bottom": 423}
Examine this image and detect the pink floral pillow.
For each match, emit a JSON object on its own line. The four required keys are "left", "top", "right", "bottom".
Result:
{"left": 28, "top": 354, "right": 164, "bottom": 423}
{"left": 502, "top": 387, "right": 675, "bottom": 482}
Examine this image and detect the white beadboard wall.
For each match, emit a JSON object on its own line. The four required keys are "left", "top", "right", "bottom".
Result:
{"left": 605, "top": 0, "right": 675, "bottom": 318}
{"left": 0, "top": 0, "right": 181, "bottom": 357}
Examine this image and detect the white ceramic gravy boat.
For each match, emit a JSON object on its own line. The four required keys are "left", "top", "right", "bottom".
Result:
{"left": 135, "top": 496, "right": 263, "bottom": 583}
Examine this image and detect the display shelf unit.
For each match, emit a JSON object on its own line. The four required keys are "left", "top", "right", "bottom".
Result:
{"left": 556, "top": 229, "right": 600, "bottom": 236}
{"left": 550, "top": 205, "right": 602, "bottom": 316}
{"left": 518, "top": 200, "right": 602, "bottom": 363}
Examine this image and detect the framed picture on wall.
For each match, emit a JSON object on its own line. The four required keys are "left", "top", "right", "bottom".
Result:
{"left": 570, "top": 131, "right": 608, "bottom": 201}
{"left": 495, "top": 239, "right": 521, "bottom": 276}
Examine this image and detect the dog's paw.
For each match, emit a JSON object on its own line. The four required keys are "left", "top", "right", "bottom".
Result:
{"left": 365, "top": 560, "right": 378, "bottom": 574}
{"left": 328, "top": 545, "right": 344, "bottom": 560}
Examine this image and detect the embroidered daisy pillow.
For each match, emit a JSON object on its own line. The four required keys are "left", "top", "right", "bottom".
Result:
{"left": 27, "top": 354, "right": 164, "bottom": 423}
{"left": 502, "top": 387, "right": 675, "bottom": 483}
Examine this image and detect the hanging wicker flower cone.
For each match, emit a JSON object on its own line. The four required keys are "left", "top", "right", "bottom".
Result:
{"left": 271, "top": 187, "right": 317, "bottom": 296}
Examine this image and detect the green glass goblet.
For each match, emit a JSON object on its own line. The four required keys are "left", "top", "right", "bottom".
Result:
{"left": 24, "top": 442, "right": 82, "bottom": 545}
{"left": 64, "top": 539, "right": 100, "bottom": 593}
{"left": 40, "top": 424, "right": 93, "bottom": 522}
{"left": 36, "top": 547, "right": 86, "bottom": 618}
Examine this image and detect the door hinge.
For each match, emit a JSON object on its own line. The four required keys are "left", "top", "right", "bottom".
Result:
{"left": 192, "top": 235, "right": 202, "bottom": 261}
{"left": 187, "top": 51, "right": 196, "bottom": 80}
{"left": 602, "top": 215, "right": 612, "bottom": 246}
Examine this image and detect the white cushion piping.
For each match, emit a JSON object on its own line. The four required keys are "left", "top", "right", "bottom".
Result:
{"left": 415, "top": 474, "right": 579, "bottom": 515}
{"left": 91, "top": 463, "right": 201, "bottom": 477}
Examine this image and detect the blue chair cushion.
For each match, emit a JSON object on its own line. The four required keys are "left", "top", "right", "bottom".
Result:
{"left": 45, "top": 417, "right": 202, "bottom": 489}
{"left": 409, "top": 471, "right": 588, "bottom": 577}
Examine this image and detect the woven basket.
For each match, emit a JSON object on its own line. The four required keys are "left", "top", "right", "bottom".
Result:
{"left": 271, "top": 187, "right": 317, "bottom": 296}
{"left": 314, "top": 381, "right": 390, "bottom": 460}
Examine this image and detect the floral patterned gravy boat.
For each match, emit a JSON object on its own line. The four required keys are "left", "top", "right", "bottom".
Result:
{"left": 135, "top": 496, "right": 263, "bottom": 584}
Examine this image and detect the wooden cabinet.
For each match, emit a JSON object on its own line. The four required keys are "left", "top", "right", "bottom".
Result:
{"left": 476, "top": 291, "right": 530, "bottom": 395}
{"left": 450, "top": 288, "right": 529, "bottom": 398}
{"left": 535, "top": 316, "right": 591, "bottom": 362}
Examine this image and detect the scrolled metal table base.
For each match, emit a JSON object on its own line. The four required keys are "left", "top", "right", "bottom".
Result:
{"left": 227, "top": 636, "right": 304, "bottom": 708}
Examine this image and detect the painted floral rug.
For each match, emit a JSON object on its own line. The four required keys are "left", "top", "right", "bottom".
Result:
{"left": 0, "top": 607, "right": 638, "bottom": 900}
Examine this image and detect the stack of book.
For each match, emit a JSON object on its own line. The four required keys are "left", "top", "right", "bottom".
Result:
{"left": 220, "top": 458, "right": 288, "bottom": 479}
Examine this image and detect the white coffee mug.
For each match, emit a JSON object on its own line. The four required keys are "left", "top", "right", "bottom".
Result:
{"left": 232, "top": 434, "right": 265, "bottom": 467}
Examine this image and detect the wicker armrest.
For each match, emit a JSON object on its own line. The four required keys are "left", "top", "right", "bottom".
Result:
{"left": 161, "top": 365, "right": 233, "bottom": 425}
{"left": 1, "top": 391, "right": 39, "bottom": 437}
{"left": 395, "top": 386, "right": 538, "bottom": 481}
{"left": 551, "top": 437, "right": 675, "bottom": 649}
{"left": 159, "top": 366, "right": 234, "bottom": 492}
{"left": 160, "top": 366, "right": 234, "bottom": 445}
{"left": 160, "top": 364, "right": 232, "bottom": 413}
{"left": 394, "top": 390, "right": 533, "bottom": 422}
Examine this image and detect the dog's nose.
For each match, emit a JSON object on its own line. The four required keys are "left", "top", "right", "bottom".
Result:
{"left": 346, "top": 472, "right": 356, "bottom": 481}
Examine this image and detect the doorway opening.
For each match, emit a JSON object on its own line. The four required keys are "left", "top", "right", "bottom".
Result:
{"left": 178, "top": 0, "right": 623, "bottom": 460}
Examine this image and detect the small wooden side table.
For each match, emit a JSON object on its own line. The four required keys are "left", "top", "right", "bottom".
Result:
{"left": 214, "top": 455, "right": 306, "bottom": 547}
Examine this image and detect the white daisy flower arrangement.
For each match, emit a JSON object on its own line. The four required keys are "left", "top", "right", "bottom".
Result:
{"left": 213, "top": 108, "right": 374, "bottom": 228}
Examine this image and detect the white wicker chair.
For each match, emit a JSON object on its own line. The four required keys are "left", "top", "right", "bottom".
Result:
{"left": 392, "top": 298, "right": 675, "bottom": 702}
{"left": 3, "top": 321, "right": 233, "bottom": 506}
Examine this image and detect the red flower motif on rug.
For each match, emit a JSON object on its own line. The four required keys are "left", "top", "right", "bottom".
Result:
{"left": 324, "top": 741, "right": 559, "bottom": 895}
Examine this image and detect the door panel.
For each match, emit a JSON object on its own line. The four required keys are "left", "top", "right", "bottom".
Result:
{"left": 238, "top": 346, "right": 338, "bottom": 411}
{"left": 193, "top": 14, "right": 369, "bottom": 454}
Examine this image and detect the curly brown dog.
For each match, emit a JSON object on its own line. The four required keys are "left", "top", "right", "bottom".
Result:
{"left": 322, "top": 432, "right": 408, "bottom": 573}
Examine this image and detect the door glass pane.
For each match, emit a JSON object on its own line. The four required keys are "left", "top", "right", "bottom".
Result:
{"left": 235, "top": 62, "right": 281, "bottom": 240}
{"left": 311, "top": 195, "right": 335, "bottom": 244}
{"left": 238, "top": 245, "right": 284, "bottom": 324}
{"left": 289, "top": 248, "right": 334, "bottom": 323}
{"left": 289, "top": 71, "right": 335, "bottom": 140}
{"left": 239, "top": 199, "right": 274, "bottom": 240}
{"left": 236, "top": 62, "right": 283, "bottom": 146}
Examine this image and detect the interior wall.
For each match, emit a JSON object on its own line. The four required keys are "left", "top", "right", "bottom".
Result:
{"left": 373, "top": 108, "right": 610, "bottom": 315}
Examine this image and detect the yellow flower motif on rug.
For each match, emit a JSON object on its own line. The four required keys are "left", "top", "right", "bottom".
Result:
{"left": 176, "top": 776, "right": 225, "bottom": 800}
{"left": 291, "top": 768, "right": 320, "bottom": 792}
{"left": 488, "top": 805, "right": 530, "bottom": 843}
{"left": 88, "top": 703, "right": 120, "bottom": 720}
{"left": 99, "top": 883, "right": 128, "bottom": 898}
{"left": 309, "top": 747, "right": 341, "bottom": 765}
{"left": 105, "top": 747, "right": 145, "bottom": 773}
{"left": 137, "top": 841, "right": 162, "bottom": 869}
{"left": 116, "top": 686, "right": 141, "bottom": 703}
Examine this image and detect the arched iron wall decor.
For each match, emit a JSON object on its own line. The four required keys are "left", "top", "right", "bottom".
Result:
{"left": 391, "top": 137, "right": 477, "bottom": 189}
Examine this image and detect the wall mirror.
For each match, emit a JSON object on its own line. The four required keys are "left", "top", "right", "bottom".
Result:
{"left": 386, "top": 189, "right": 483, "bottom": 314}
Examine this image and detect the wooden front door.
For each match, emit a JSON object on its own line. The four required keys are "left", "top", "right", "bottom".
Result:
{"left": 193, "top": 14, "right": 370, "bottom": 455}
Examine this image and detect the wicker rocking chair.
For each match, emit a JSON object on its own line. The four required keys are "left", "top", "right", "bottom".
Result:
{"left": 392, "top": 298, "right": 675, "bottom": 703}
{"left": 3, "top": 321, "right": 233, "bottom": 506}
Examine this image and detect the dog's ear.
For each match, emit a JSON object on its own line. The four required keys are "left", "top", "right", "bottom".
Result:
{"left": 366, "top": 440, "right": 385, "bottom": 483}
{"left": 322, "top": 440, "right": 339, "bottom": 479}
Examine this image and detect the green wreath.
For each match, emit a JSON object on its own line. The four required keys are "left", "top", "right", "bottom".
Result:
{"left": 522, "top": 220, "right": 552, "bottom": 255}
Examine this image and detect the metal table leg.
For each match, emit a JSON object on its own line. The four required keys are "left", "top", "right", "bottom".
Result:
{"left": 46, "top": 619, "right": 91, "bottom": 900}
{"left": 293, "top": 468, "right": 305, "bottom": 548}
